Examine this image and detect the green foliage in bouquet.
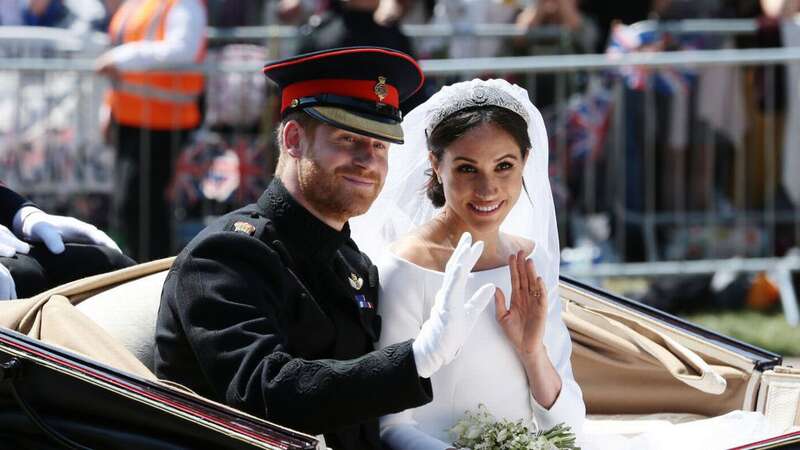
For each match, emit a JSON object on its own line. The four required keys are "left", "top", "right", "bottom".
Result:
{"left": 449, "top": 404, "right": 580, "bottom": 450}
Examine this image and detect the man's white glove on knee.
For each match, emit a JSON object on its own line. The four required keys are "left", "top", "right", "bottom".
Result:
{"left": 0, "top": 263, "right": 17, "bottom": 300}
{"left": 13, "top": 206, "right": 121, "bottom": 255}
{"left": 0, "top": 224, "right": 30, "bottom": 257}
{"left": 412, "top": 233, "right": 496, "bottom": 378}
{"left": 0, "top": 224, "right": 30, "bottom": 300}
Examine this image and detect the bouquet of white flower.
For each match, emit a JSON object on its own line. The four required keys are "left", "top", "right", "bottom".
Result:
{"left": 449, "top": 404, "right": 580, "bottom": 450}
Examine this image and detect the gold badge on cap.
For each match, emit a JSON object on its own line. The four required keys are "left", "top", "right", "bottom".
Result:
{"left": 233, "top": 221, "right": 256, "bottom": 236}
{"left": 348, "top": 273, "right": 364, "bottom": 290}
{"left": 374, "top": 76, "right": 388, "bottom": 102}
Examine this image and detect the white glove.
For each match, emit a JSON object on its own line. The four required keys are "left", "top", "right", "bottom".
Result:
{"left": 412, "top": 233, "right": 496, "bottom": 378}
{"left": 0, "top": 224, "right": 30, "bottom": 257}
{"left": 0, "top": 224, "right": 29, "bottom": 300}
{"left": 0, "top": 263, "right": 17, "bottom": 300}
{"left": 13, "top": 206, "right": 121, "bottom": 255}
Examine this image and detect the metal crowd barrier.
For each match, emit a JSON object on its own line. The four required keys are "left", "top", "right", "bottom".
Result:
{"left": 1, "top": 21, "right": 799, "bottom": 294}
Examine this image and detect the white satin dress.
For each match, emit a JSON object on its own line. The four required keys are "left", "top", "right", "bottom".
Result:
{"left": 375, "top": 245, "right": 782, "bottom": 450}
{"left": 376, "top": 243, "right": 586, "bottom": 450}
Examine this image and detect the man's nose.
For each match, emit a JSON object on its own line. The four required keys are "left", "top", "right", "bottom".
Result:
{"left": 352, "top": 142, "right": 379, "bottom": 167}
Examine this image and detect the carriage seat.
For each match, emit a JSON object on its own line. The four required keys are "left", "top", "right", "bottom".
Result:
{"left": 76, "top": 270, "right": 168, "bottom": 372}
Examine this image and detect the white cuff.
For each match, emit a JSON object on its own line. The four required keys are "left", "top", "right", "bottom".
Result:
{"left": 12, "top": 206, "right": 43, "bottom": 236}
{"left": 411, "top": 338, "right": 437, "bottom": 379}
{"left": 529, "top": 385, "right": 583, "bottom": 432}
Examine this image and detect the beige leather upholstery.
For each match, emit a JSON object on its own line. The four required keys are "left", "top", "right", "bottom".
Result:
{"left": 77, "top": 270, "right": 169, "bottom": 372}
{"left": 0, "top": 259, "right": 174, "bottom": 379}
{"left": 564, "top": 299, "right": 753, "bottom": 416}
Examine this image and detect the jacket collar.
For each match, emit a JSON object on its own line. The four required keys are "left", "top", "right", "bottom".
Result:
{"left": 257, "top": 178, "right": 350, "bottom": 263}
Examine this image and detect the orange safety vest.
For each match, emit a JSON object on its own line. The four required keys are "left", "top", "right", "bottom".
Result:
{"left": 106, "top": 0, "right": 206, "bottom": 130}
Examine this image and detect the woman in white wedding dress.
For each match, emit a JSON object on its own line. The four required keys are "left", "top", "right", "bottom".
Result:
{"left": 351, "top": 78, "right": 585, "bottom": 449}
{"left": 350, "top": 78, "right": 781, "bottom": 450}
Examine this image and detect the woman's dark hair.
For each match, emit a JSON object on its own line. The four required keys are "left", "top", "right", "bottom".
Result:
{"left": 425, "top": 106, "right": 531, "bottom": 207}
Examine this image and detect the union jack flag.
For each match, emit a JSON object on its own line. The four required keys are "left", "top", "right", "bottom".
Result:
{"left": 202, "top": 148, "right": 240, "bottom": 202}
{"left": 168, "top": 134, "right": 217, "bottom": 206}
{"left": 563, "top": 86, "right": 613, "bottom": 163}
{"left": 606, "top": 22, "right": 698, "bottom": 96}
{"left": 607, "top": 22, "right": 651, "bottom": 91}
{"left": 170, "top": 133, "right": 271, "bottom": 207}
{"left": 355, "top": 294, "right": 374, "bottom": 310}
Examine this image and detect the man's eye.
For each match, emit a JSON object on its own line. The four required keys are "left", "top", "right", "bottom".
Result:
{"left": 457, "top": 165, "right": 477, "bottom": 173}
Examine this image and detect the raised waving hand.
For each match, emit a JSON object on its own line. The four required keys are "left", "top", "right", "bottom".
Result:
{"left": 495, "top": 250, "right": 548, "bottom": 356}
{"left": 412, "top": 233, "right": 496, "bottom": 378}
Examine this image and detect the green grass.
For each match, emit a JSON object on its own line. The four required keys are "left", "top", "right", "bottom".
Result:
{"left": 681, "top": 310, "right": 800, "bottom": 356}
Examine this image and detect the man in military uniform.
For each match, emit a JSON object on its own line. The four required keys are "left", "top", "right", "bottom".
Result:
{"left": 155, "top": 47, "right": 495, "bottom": 449}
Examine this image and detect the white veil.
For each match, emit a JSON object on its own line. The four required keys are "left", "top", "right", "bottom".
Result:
{"left": 350, "top": 78, "right": 560, "bottom": 275}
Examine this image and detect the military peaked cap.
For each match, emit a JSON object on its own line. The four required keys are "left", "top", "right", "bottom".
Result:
{"left": 263, "top": 47, "right": 424, "bottom": 144}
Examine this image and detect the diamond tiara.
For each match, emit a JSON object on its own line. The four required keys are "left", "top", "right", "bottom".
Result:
{"left": 425, "top": 84, "right": 531, "bottom": 136}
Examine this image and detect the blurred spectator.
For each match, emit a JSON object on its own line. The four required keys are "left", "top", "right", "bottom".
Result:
{"left": 1, "top": 0, "right": 107, "bottom": 31}
{"left": 207, "top": 0, "right": 266, "bottom": 28}
{"left": 95, "top": 0, "right": 207, "bottom": 261}
{"left": 516, "top": 0, "right": 598, "bottom": 55}
{"left": 638, "top": 271, "right": 781, "bottom": 314}
{"left": 650, "top": 0, "right": 729, "bottom": 19}
{"left": 514, "top": 0, "right": 599, "bottom": 110}
{"left": 423, "top": 0, "right": 519, "bottom": 59}
{"left": 294, "top": 0, "right": 430, "bottom": 110}
{"left": 397, "top": 0, "right": 435, "bottom": 25}
{"left": 0, "top": 0, "right": 24, "bottom": 25}
{"left": 580, "top": 0, "right": 652, "bottom": 53}
{"left": 297, "top": 0, "right": 415, "bottom": 55}
{"left": 277, "top": 0, "right": 319, "bottom": 25}
{"left": 91, "top": 0, "right": 123, "bottom": 32}
{"left": 22, "top": 0, "right": 75, "bottom": 27}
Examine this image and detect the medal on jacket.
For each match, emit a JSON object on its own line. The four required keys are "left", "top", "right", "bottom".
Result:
{"left": 233, "top": 221, "right": 256, "bottom": 236}
{"left": 348, "top": 272, "right": 363, "bottom": 290}
{"left": 355, "top": 294, "right": 373, "bottom": 310}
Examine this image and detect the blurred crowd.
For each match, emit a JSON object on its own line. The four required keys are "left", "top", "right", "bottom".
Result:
{"left": 0, "top": 0, "right": 799, "bottom": 283}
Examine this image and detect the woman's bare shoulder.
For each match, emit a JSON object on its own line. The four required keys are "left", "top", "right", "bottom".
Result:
{"left": 390, "top": 233, "right": 447, "bottom": 272}
{"left": 503, "top": 233, "right": 535, "bottom": 255}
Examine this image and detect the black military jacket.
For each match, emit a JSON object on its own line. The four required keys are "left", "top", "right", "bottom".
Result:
{"left": 155, "top": 179, "right": 432, "bottom": 450}
{"left": 0, "top": 184, "right": 34, "bottom": 228}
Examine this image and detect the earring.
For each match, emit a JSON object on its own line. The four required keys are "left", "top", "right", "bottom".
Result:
{"left": 436, "top": 174, "right": 442, "bottom": 184}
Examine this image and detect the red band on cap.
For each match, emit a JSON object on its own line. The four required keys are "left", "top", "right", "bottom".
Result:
{"left": 281, "top": 79, "right": 399, "bottom": 112}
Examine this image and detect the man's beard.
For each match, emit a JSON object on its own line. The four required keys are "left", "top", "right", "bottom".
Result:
{"left": 297, "top": 157, "right": 382, "bottom": 224}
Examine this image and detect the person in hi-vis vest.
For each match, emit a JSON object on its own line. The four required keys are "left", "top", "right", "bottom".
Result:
{"left": 96, "top": 0, "right": 207, "bottom": 262}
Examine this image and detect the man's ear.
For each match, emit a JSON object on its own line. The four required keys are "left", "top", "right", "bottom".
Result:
{"left": 282, "top": 120, "right": 306, "bottom": 159}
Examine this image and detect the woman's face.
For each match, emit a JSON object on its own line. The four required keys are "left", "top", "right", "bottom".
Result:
{"left": 432, "top": 122, "right": 527, "bottom": 234}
